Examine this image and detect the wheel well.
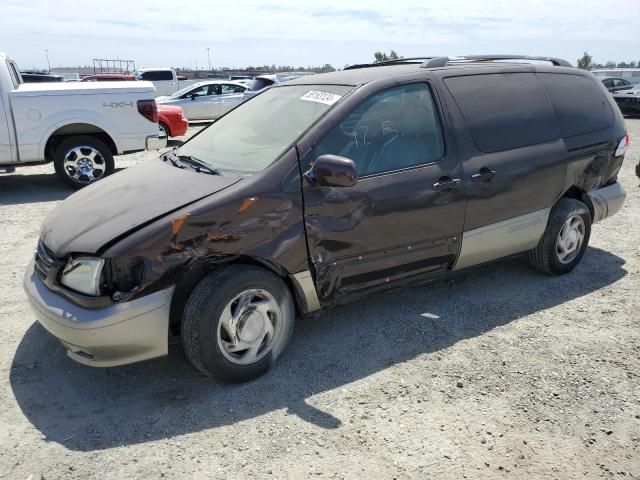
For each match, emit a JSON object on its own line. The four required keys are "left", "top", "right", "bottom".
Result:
{"left": 168, "top": 256, "right": 306, "bottom": 335}
{"left": 562, "top": 186, "right": 595, "bottom": 220}
{"left": 45, "top": 124, "right": 117, "bottom": 161}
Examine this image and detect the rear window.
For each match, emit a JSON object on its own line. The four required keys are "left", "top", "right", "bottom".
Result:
{"left": 249, "top": 78, "right": 275, "bottom": 91}
{"left": 537, "top": 73, "right": 614, "bottom": 138}
{"left": 444, "top": 73, "right": 560, "bottom": 153}
{"left": 139, "top": 70, "right": 173, "bottom": 81}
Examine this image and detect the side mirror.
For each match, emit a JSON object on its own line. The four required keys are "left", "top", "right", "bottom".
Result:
{"left": 190, "top": 94, "right": 198, "bottom": 100}
{"left": 307, "top": 154, "right": 357, "bottom": 188}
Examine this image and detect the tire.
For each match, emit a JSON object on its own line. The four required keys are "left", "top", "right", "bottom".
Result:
{"left": 528, "top": 198, "right": 592, "bottom": 275}
{"left": 181, "top": 265, "right": 295, "bottom": 382}
{"left": 159, "top": 122, "right": 170, "bottom": 139}
{"left": 53, "top": 135, "right": 114, "bottom": 189}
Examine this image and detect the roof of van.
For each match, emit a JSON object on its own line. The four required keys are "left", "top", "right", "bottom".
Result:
{"left": 286, "top": 62, "right": 582, "bottom": 87}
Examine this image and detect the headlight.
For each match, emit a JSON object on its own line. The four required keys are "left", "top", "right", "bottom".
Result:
{"left": 60, "top": 257, "right": 105, "bottom": 296}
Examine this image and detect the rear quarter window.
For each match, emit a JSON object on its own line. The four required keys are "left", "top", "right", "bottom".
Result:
{"left": 537, "top": 73, "right": 615, "bottom": 137}
{"left": 444, "top": 73, "right": 560, "bottom": 153}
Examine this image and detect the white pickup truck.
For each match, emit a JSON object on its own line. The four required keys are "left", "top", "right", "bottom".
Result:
{"left": 0, "top": 52, "right": 164, "bottom": 189}
{"left": 134, "top": 68, "right": 202, "bottom": 97}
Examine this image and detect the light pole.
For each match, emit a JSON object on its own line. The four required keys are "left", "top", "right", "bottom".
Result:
{"left": 45, "top": 49, "right": 51, "bottom": 72}
{"left": 207, "top": 47, "right": 211, "bottom": 72}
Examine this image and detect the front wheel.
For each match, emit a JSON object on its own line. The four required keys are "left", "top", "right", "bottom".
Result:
{"left": 528, "top": 198, "right": 592, "bottom": 275}
{"left": 53, "top": 135, "right": 114, "bottom": 189}
{"left": 181, "top": 265, "right": 295, "bottom": 382}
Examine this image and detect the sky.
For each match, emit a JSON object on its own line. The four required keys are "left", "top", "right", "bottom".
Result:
{"left": 1, "top": 0, "right": 638, "bottom": 70}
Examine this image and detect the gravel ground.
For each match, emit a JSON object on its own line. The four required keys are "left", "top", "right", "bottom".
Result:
{"left": 0, "top": 120, "right": 638, "bottom": 480}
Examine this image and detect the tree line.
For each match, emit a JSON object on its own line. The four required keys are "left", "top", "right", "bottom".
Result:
{"left": 577, "top": 52, "right": 640, "bottom": 70}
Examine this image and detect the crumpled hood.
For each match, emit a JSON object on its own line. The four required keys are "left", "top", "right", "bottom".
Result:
{"left": 41, "top": 159, "right": 241, "bottom": 256}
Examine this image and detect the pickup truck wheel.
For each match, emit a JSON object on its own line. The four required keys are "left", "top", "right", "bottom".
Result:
{"left": 53, "top": 136, "right": 114, "bottom": 189}
{"left": 181, "top": 265, "right": 295, "bottom": 382}
{"left": 528, "top": 198, "right": 592, "bottom": 275}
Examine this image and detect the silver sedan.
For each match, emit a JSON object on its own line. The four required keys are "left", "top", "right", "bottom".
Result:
{"left": 156, "top": 81, "right": 248, "bottom": 121}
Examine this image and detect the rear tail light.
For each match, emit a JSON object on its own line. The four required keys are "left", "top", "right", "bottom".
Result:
{"left": 137, "top": 99, "right": 158, "bottom": 123}
{"left": 614, "top": 133, "right": 629, "bottom": 157}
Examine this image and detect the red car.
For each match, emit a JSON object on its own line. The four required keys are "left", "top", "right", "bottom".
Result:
{"left": 79, "top": 74, "right": 188, "bottom": 137}
{"left": 157, "top": 104, "right": 188, "bottom": 138}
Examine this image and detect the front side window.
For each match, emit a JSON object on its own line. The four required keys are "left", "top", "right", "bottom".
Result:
{"left": 177, "top": 84, "right": 352, "bottom": 173}
{"left": 314, "top": 83, "right": 445, "bottom": 176}
{"left": 182, "top": 85, "right": 209, "bottom": 98}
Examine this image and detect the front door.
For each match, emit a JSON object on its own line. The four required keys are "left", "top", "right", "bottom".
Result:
{"left": 301, "top": 82, "right": 466, "bottom": 305}
{"left": 182, "top": 85, "right": 220, "bottom": 120}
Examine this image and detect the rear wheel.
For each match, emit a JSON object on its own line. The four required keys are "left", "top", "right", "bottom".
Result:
{"left": 181, "top": 265, "right": 295, "bottom": 382}
{"left": 53, "top": 135, "right": 114, "bottom": 189}
{"left": 528, "top": 198, "right": 591, "bottom": 275}
{"left": 159, "top": 122, "right": 169, "bottom": 139}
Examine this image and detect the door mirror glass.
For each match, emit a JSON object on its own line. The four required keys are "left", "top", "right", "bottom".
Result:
{"left": 308, "top": 154, "right": 357, "bottom": 187}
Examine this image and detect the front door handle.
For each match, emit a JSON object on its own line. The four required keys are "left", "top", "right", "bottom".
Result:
{"left": 432, "top": 177, "right": 461, "bottom": 191}
{"left": 471, "top": 167, "right": 496, "bottom": 183}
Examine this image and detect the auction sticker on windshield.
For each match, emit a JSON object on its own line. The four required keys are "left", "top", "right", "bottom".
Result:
{"left": 300, "top": 90, "right": 342, "bottom": 105}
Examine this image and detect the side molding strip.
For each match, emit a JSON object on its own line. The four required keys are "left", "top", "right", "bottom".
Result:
{"left": 454, "top": 208, "right": 551, "bottom": 270}
{"left": 292, "top": 270, "right": 321, "bottom": 313}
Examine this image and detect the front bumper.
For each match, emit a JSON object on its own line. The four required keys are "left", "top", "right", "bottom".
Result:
{"left": 23, "top": 261, "right": 174, "bottom": 367}
{"left": 588, "top": 181, "right": 626, "bottom": 223}
{"left": 146, "top": 134, "right": 167, "bottom": 150}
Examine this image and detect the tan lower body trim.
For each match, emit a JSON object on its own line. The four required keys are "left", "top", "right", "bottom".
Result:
{"left": 292, "top": 270, "right": 321, "bottom": 312}
{"left": 454, "top": 208, "right": 550, "bottom": 270}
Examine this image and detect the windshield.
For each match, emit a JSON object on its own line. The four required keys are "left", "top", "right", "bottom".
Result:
{"left": 177, "top": 84, "right": 352, "bottom": 173}
{"left": 169, "top": 84, "right": 203, "bottom": 98}
{"left": 248, "top": 78, "right": 275, "bottom": 91}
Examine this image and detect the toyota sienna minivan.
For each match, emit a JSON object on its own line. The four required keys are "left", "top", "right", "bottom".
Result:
{"left": 24, "top": 55, "right": 628, "bottom": 382}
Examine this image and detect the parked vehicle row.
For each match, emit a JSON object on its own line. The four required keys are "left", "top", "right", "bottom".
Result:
{"left": 0, "top": 52, "right": 164, "bottom": 188}
{"left": 600, "top": 76, "right": 634, "bottom": 93}
{"left": 23, "top": 55, "right": 628, "bottom": 382}
{"left": 592, "top": 68, "right": 640, "bottom": 85}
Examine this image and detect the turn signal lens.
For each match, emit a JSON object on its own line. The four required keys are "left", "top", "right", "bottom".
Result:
{"left": 614, "top": 134, "right": 629, "bottom": 157}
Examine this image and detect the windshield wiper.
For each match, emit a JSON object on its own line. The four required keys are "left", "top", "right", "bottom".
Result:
{"left": 161, "top": 150, "right": 186, "bottom": 169}
{"left": 177, "top": 155, "right": 222, "bottom": 175}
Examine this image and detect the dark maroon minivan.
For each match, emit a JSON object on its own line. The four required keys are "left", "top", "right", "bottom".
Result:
{"left": 25, "top": 56, "right": 628, "bottom": 382}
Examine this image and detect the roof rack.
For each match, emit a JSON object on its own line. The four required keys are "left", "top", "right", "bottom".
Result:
{"left": 344, "top": 57, "right": 442, "bottom": 70}
{"left": 344, "top": 55, "right": 572, "bottom": 70}
{"left": 430, "top": 55, "right": 573, "bottom": 68}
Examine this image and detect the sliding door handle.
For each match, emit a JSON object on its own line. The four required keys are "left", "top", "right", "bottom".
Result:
{"left": 432, "top": 177, "right": 461, "bottom": 191}
{"left": 471, "top": 167, "right": 496, "bottom": 183}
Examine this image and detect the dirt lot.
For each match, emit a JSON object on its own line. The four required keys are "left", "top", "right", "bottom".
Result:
{"left": 0, "top": 120, "right": 638, "bottom": 480}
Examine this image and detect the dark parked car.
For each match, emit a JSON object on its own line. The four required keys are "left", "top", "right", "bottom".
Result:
{"left": 24, "top": 55, "right": 628, "bottom": 382}
{"left": 20, "top": 71, "right": 64, "bottom": 83}
{"left": 613, "top": 88, "right": 640, "bottom": 116}
{"left": 601, "top": 76, "right": 634, "bottom": 93}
